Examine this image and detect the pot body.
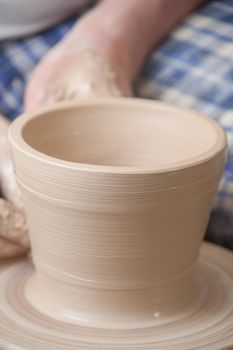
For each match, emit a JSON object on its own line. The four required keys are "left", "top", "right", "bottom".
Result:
{"left": 9, "top": 99, "right": 227, "bottom": 328}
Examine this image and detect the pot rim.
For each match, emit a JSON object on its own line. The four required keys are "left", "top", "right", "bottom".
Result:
{"left": 9, "top": 98, "right": 227, "bottom": 175}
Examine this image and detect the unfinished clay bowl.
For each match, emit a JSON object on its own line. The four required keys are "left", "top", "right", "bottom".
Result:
{"left": 1, "top": 98, "right": 232, "bottom": 349}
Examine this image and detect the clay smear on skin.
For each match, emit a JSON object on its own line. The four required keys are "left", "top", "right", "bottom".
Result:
{"left": 35, "top": 49, "right": 122, "bottom": 106}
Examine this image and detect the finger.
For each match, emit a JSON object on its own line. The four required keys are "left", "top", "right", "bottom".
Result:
{"left": 0, "top": 114, "right": 23, "bottom": 208}
{"left": 0, "top": 199, "right": 29, "bottom": 249}
{"left": 0, "top": 236, "right": 27, "bottom": 258}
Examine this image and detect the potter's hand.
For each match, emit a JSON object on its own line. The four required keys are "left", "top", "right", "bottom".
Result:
{"left": 0, "top": 114, "right": 29, "bottom": 258}
{"left": 25, "top": 48, "right": 130, "bottom": 111}
{"left": 0, "top": 199, "right": 29, "bottom": 258}
{"left": 25, "top": 0, "right": 203, "bottom": 111}
{"left": 24, "top": 5, "right": 133, "bottom": 111}
{"left": 0, "top": 114, "right": 22, "bottom": 207}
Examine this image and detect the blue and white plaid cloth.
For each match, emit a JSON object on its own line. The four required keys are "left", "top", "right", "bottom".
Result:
{"left": 0, "top": 0, "right": 233, "bottom": 248}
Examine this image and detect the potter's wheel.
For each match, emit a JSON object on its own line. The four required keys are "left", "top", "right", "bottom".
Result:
{"left": 0, "top": 242, "right": 233, "bottom": 350}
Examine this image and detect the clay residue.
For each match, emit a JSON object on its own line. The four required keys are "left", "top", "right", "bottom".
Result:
{"left": 42, "top": 49, "right": 123, "bottom": 105}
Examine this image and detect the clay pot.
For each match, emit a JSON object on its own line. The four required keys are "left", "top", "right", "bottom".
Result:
{"left": 9, "top": 98, "right": 226, "bottom": 328}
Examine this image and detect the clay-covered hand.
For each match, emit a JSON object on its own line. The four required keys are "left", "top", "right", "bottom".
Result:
{"left": 0, "top": 114, "right": 29, "bottom": 258}
{"left": 24, "top": 8, "right": 132, "bottom": 111}
{"left": 0, "top": 199, "right": 29, "bottom": 258}
{"left": 25, "top": 47, "right": 131, "bottom": 111}
{"left": 0, "top": 114, "right": 23, "bottom": 207}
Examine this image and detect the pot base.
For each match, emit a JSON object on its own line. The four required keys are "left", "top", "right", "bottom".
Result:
{"left": 1, "top": 242, "right": 233, "bottom": 350}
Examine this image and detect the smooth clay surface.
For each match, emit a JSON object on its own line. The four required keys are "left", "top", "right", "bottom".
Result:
{"left": 1, "top": 243, "right": 233, "bottom": 349}
{"left": 8, "top": 98, "right": 227, "bottom": 330}
{"left": 21, "top": 100, "right": 219, "bottom": 167}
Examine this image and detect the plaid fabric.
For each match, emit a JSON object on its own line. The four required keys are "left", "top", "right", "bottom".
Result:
{"left": 0, "top": 0, "right": 233, "bottom": 248}
{"left": 137, "top": 0, "right": 233, "bottom": 248}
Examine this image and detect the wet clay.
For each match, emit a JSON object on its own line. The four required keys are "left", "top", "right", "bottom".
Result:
{"left": 8, "top": 99, "right": 227, "bottom": 328}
